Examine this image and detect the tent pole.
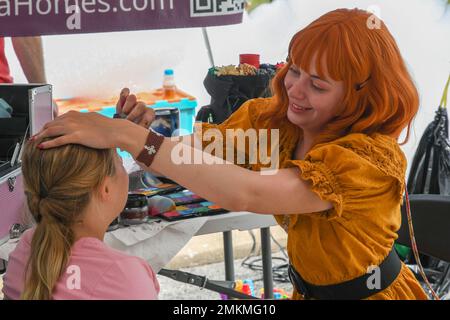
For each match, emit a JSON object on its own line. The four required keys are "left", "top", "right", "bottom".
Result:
{"left": 202, "top": 27, "right": 215, "bottom": 68}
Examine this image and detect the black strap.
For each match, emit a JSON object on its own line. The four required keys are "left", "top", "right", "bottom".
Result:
{"left": 288, "top": 247, "right": 402, "bottom": 300}
{"left": 158, "top": 269, "right": 259, "bottom": 300}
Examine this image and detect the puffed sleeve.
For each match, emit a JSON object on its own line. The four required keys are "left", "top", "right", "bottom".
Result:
{"left": 284, "top": 134, "right": 407, "bottom": 220}
{"left": 195, "top": 98, "right": 271, "bottom": 168}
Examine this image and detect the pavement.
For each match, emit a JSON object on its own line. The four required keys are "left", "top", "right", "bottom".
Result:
{"left": 158, "top": 225, "right": 292, "bottom": 299}
{"left": 157, "top": 251, "right": 293, "bottom": 300}
{"left": 165, "top": 225, "right": 288, "bottom": 269}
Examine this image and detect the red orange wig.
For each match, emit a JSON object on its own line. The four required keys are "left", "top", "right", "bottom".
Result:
{"left": 266, "top": 8, "right": 419, "bottom": 146}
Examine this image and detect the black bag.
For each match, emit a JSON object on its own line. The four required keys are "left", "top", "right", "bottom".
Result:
{"left": 196, "top": 65, "right": 277, "bottom": 124}
{"left": 407, "top": 108, "right": 450, "bottom": 195}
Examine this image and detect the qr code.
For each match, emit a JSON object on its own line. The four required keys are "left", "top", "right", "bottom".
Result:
{"left": 190, "top": 0, "right": 245, "bottom": 17}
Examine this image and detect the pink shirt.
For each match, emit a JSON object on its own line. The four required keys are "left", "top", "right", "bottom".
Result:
{"left": 0, "top": 38, "right": 13, "bottom": 83}
{"left": 2, "top": 229, "right": 160, "bottom": 300}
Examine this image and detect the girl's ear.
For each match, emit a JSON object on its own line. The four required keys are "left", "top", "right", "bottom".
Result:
{"left": 97, "top": 176, "right": 112, "bottom": 202}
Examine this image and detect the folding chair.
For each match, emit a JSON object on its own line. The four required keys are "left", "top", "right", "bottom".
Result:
{"left": 397, "top": 194, "right": 450, "bottom": 297}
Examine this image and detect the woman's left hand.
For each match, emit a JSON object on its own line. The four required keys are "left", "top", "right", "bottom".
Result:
{"left": 33, "top": 88, "right": 155, "bottom": 149}
{"left": 116, "top": 88, "right": 156, "bottom": 128}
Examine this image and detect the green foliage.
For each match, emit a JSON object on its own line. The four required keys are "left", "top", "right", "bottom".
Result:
{"left": 246, "top": 0, "right": 272, "bottom": 13}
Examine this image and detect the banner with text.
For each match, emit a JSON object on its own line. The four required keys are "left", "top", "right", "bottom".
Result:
{"left": 0, "top": 0, "right": 245, "bottom": 36}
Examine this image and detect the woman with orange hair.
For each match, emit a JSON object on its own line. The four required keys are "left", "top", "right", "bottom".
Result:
{"left": 34, "top": 8, "right": 427, "bottom": 300}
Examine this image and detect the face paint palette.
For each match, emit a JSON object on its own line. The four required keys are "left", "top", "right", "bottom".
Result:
{"left": 164, "top": 190, "right": 204, "bottom": 205}
{"left": 132, "top": 183, "right": 185, "bottom": 197}
{"left": 157, "top": 201, "right": 228, "bottom": 221}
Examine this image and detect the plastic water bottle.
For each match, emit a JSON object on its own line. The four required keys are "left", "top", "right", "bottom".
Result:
{"left": 163, "top": 69, "right": 176, "bottom": 99}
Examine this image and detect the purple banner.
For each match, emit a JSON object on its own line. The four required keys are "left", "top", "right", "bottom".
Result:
{"left": 0, "top": 0, "right": 244, "bottom": 36}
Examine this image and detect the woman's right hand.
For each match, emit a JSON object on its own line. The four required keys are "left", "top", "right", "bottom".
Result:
{"left": 116, "top": 88, "right": 156, "bottom": 128}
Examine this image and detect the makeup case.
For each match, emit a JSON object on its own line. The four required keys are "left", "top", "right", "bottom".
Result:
{"left": 0, "top": 84, "right": 53, "bottom": 242}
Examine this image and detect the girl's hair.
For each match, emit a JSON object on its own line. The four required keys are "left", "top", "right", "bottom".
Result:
{"left": 20, "top": 140, "right": 116, "bottom": 300}
{"left": 265, "top": 8, "right": 419, "bottom": 146}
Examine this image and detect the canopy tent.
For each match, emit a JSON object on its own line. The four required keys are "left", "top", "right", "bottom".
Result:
{"left": 0, "top": 0, "right": 244, "bottom": 36}
{"left": 0, "top": 0, "right": 246, "bottom": 67}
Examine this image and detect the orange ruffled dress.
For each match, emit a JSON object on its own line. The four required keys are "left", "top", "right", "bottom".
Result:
{"left": 198, "top": 98, "right": 428, "bottom": 300}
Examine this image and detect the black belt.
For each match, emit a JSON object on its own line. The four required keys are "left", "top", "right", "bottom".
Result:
{"left": 288, "top": 247, "right": 402, "bottom": 300}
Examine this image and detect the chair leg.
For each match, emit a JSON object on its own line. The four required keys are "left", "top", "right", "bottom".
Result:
{"left": 436, "top": 263, "right": 450, "bottom": 297}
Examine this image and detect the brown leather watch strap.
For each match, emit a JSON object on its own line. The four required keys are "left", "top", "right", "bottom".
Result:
{"left": 136, "top": 129, "right": 165, "bottom": 167}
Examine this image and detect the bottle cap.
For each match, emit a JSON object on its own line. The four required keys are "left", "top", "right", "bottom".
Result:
{"left": 164, "top": 69, "right": 174, "bottom": 76}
